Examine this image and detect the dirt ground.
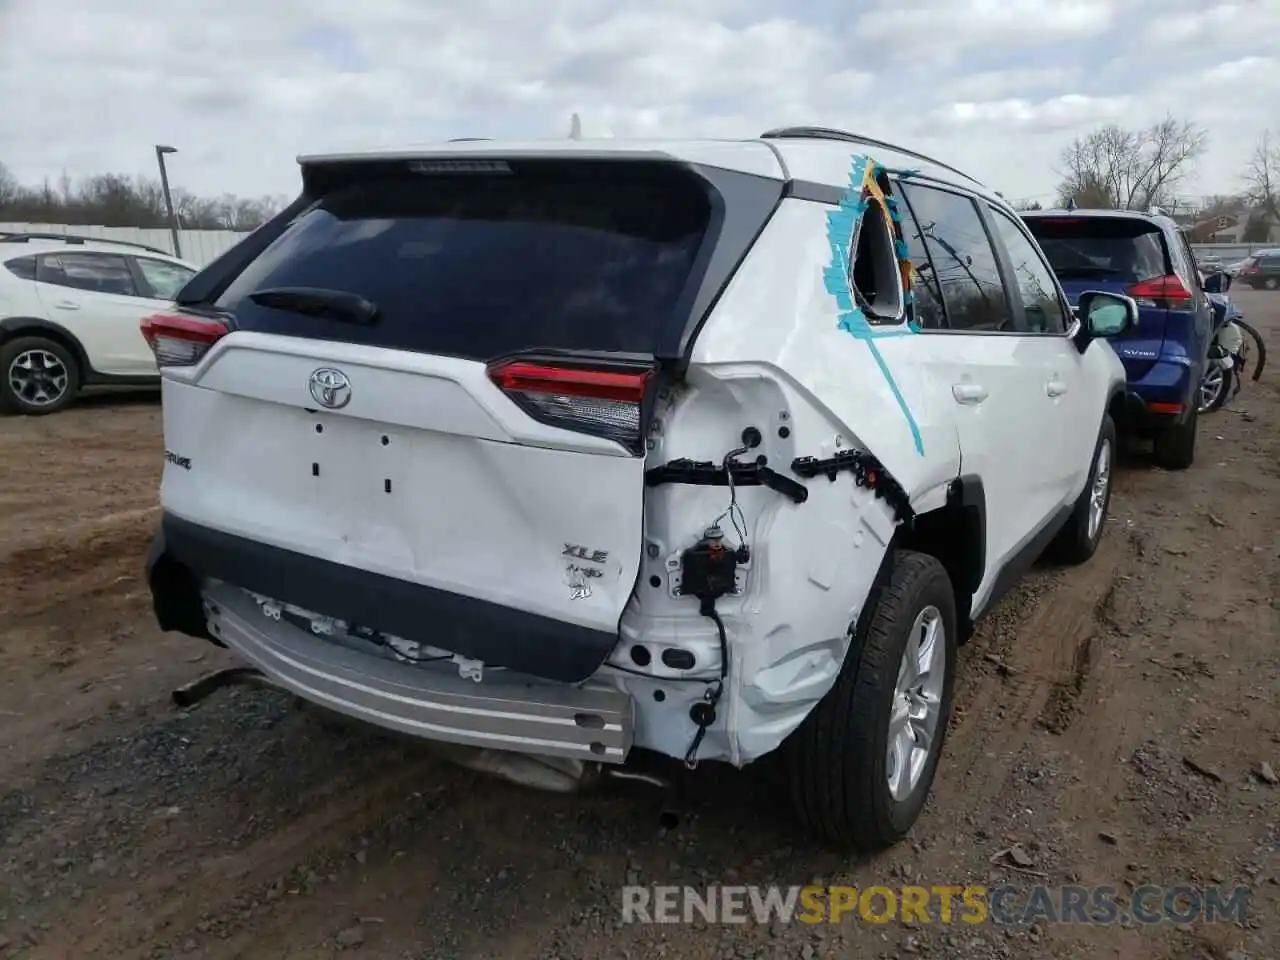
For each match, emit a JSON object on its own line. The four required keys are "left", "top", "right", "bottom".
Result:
{"left": 1, "top": 294, "right": 1277, "bottom": 960}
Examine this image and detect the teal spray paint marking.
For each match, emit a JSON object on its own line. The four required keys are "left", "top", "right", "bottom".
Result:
{"left": 823, "top": 155, "right": 925, "bottom": 455}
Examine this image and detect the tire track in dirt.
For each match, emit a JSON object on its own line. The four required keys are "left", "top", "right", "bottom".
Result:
{"left": 0, "top": 506, "right": 159, "bottom": 620}
{"left": 934, "top": 525, "right": 1134, "bottom": 822}
{"left": 19, "top": 717, "right": 452, "bottom": 960}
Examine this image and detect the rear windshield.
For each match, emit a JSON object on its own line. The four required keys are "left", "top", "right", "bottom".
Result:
{"left": 216, "top": 162, "right": 713, "bottom": 361}
{"left": 1023, "top": 217, "right": 1170, "bottom": 284}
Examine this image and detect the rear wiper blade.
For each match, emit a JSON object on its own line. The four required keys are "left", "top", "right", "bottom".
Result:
{"left": 247, "top": 287, "right": 379, "bottom": 325}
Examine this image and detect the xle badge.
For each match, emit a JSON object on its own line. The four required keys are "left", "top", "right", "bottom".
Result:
{"left": 563, "top": 544, "right": 609, "bottom": 564}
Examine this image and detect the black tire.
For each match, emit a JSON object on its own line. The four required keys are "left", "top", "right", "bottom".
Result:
{"left": 0, "top": 335, "right": 81, "bottom": 416}
{"left": 785, "top": 550, "right": 957, "bottom": 851}
{"left": 1199, "top": 363, "right": 1234, "bottom": 413}
{"left": 1153, "top": 404, "right": 1197, "bottom": 470}
{"left": 1047, "top": 415, "right": 1116, "bottom": 565}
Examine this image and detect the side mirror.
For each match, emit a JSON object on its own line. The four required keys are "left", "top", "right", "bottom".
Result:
{"left": 1077, "top": 290, "right": 1137, "bottom": 342}
{"left": 1202, "top": 271, "right": 1232, "bottom": 294}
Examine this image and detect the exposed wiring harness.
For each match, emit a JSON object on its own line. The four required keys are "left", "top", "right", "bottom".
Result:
{"left": 681, "top": 431, "right": 759, "bottom": 768}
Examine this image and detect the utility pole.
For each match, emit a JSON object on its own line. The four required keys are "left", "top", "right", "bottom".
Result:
{"left": 154, "top": 144, "right": 182, "bottom": 259}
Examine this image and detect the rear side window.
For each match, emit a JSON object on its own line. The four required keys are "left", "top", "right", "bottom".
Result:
{"left": 1024, "top": 217, "right": 1169, "bottom": 285}
{"left": 216, "top": 163, "right": 713, "bottom": 361}
{"left": 1170, "top": 231, "right": 1199, "bottom": 290}
{"left": 37, "top": 253, "right": 139, "bottom": 296}
{"left": 3, "top": 256, "right": 36, "bottom": 280}
{"left": 899, "top": 183, "right": 1009, "bottom": 332}
{"left": 896, "top": 194, "right": 947, "bottom": 330}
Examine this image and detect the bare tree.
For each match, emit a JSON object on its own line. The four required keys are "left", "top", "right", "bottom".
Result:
{"left": 1241, "top": 213, "right": 1271, "bottom": 243}
{"left": 0, "top": 162, "right": 282, "bottom": 231}
{"left": 0, "top": 162, "right": 17, "bottom": 206}
{"left": 1242, "top": 130, "right": 1279, "bottom": 229}
{"left": 1056, "top": 116, "right": 1207, "bottom": 210}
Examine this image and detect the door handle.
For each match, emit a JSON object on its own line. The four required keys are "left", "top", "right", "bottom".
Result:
{"left": 1046, "top": 377, "right": 1068, "bottom": 397}
{"left": 53, "top": 300, "right": 81, "bottom": 310}
{"left": 952, "top": 382, "right": 988, "bottom": 404}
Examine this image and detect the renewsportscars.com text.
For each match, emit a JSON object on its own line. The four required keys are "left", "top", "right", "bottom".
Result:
{"left": 620, "top": 884, "right": 1251, "bottom": 926}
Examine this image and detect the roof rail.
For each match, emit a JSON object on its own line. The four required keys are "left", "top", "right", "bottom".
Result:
{"left": 759, "top": 126, "right": 984, "bottom": 187}
{"left": 0, "top": 231, "right": 171, "bottom": 256}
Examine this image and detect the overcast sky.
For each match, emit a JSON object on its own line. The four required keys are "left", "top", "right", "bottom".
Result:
{"left": 0, "top": 0, "right": 1276, "bottom": 206}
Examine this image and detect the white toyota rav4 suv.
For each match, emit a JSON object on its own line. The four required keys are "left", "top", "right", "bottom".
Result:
{"left": 144, "top": 128, "right": 1134, "bottom": 850}
{"left": 0, "top": 232, "right": 197, "bottom": 414}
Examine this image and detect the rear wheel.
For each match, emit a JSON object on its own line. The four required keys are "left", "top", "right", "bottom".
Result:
{"left": 785, "top": 550, "right": 957, "bottom": 851}
{"left": 1198, "top": 363, "right": 1233, "bottom": 413}
{"left": 0, "top": 336, "right": 80, "bottom": 416}
{"left": 1153, "top": 404, "right": 1198, "bottom": 470}
{"left": 1264, "top": 277, "right": 1278, "bottom": 290}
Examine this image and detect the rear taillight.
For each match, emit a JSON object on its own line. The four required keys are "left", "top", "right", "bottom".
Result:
{"left": 486, "top": 357, "right": 655, "bottom": 453}
{"left": 1240, "top": 262, "right": 1258, "bottom": 274}
{"left": 1126, "top": 274, "right": 1193, "bottom": 310}
{"left": 140, "top": 313, "right": 228, "bottom": 366}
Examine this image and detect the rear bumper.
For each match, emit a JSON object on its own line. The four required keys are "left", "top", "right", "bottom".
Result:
{"left": 1122, "top": 358, "right": 1199, "bottom": 428}
{"left": 200, "top": 580, "right": 633, "bottom": 762}
{"left": 147, "top": 513, "right": 620, "bottom": 683}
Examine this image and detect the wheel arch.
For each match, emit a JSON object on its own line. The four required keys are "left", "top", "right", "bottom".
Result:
{"left": 1105, "top": 381, "right": 1129, "bottom": 430}
{"left": 892, "top": 475, "right": 985, "bottom": 642}
{"left": 0, "top": 316, "right": 92, "bottom": 378}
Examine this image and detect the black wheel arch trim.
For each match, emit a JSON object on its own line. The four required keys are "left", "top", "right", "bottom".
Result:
{"left": 946, "top": 474, "right": 986, "bottom": 602}
{"left": 0, "top": 316, "right": 92, "bottom": 375}
{"left": 888, "top": 474, "right": 986, "bottom": 642}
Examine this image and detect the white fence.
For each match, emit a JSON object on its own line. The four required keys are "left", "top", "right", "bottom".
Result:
{"left": 0, "top": 223, "right": 251, "bottom": 267}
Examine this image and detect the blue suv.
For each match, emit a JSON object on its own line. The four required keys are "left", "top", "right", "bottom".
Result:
{"left": 1021, "top": 209, "right": 1212, "bottom": 469}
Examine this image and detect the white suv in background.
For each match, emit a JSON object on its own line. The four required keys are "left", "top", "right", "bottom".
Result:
{"left": 0, "top": 232, "right": 197, "bottom": 414}
{"left": 144, "top": 129, "right": 1134, "bottom": 850}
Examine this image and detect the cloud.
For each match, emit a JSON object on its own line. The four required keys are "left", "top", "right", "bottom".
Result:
{"left": 853, "top": 0, "right": 1116, "bottom": 59}
{"left": 0, "top": 0, "right": 1274, "bottom": 208}
{"left": 937, "top": 95, "right": 1132, "bottom": 133}
{"left": 944, "top": 68, "right": 1082, "bottom": 103}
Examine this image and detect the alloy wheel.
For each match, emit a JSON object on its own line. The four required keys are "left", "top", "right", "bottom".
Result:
{"left": 886, "top": 605, "right": 947, "bottom": 801}
{"left": 7, "top": 349, "right": 69, "bottom": 408}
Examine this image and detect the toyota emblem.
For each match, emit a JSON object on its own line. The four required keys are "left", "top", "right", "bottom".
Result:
{"left": 308, "top": 368, "right": 352, "bottom": 409}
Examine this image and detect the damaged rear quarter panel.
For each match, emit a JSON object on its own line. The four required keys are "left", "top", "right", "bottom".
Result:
{"left": 621, "top": 363, "right": 914, "bottom": 766}
{"left": 690, "top": 195, "right": 961, "bottom": 501}
{"left": 616, "top": 175, "right": 962, "bottom": 766}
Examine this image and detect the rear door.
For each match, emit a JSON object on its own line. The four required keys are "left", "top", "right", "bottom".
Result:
{"left": 896, "top": 182, "right": 1065, "bottom": 596}
{"left": 156, "top": 158, "right": 719, "bottom": 677}
{"left": 33, "top": 252, "right": 156, "bottom": 375}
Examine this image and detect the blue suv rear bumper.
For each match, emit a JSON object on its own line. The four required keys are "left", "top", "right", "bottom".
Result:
{"left": 1120, "top": 355, "right": 1198, "bottom": 428}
